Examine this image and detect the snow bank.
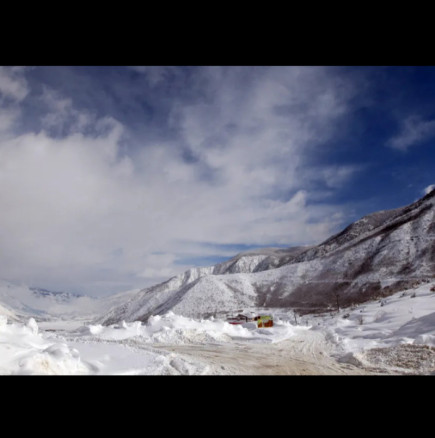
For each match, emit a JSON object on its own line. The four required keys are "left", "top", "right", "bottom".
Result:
{"left": 18, "top": 342, "right": 87, "bottom": 375}
{"left": 0, "top": 315, "right": 219, "bottom": 375}
{"left": 0, "top": 317, "right": 88, "bottom": 375}
{"left": 80, "top": 311, "right": 304, "bottom": 346}
{"left": 3, "top": 311, "right": 306, "bottom": 375}
{"left": 0, "top": 314, "right": 8, "bottom": 328}
{"left": 63, "top": 339, "right": 214, "bottom": 375}
{"left": 0, "top": 302, "right": 16, "bottom": 320}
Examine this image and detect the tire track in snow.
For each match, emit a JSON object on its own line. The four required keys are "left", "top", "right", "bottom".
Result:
{"left": 152, "top": 330, "right": 374, "bottom": 375}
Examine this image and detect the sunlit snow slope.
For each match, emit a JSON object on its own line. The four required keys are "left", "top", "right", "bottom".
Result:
{"left": 100, "top": 190, "right": 435, "bottom": 324}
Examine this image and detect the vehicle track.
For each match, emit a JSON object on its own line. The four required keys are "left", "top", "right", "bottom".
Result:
{"left": 152, "top": 329, "right": 375, "bottom": 375}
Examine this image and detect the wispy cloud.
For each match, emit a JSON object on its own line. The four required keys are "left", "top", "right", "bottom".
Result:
{"left": 0, "top": 67, "right": 29, "bottom": 102}
{"left": 388, "top": 115, "right": 435, "bottom": 151}
{"left": 0, "top": 67, "right": 29, "bottom": 137}
{"left": 129, "top": 66, "right": 178, "bottom": 87}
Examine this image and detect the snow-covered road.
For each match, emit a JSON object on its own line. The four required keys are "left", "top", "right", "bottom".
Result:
{"left": 151, "top": 330, "right": 371, "bottom": 375}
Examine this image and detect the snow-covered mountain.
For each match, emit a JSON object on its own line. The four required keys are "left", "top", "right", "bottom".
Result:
{"left": 0, "top": 280, "right": 139, "bottom": 322}
{"left": 100, "top": 190, "right": 435, "bottom": 324}
{"left": 29, "top": 287, "right": 82, "bottom": 300}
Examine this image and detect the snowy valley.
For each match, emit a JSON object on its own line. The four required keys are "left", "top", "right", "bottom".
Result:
{"left": 2, "top": 191, "right": 435, "bottom": 375}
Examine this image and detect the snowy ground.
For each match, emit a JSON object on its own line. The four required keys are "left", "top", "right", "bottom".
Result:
{"left": 1, "top": 282, "right": 435, "bottom": 375}
{"left": 313, "top": 281, "right": 435, "bottom": 374}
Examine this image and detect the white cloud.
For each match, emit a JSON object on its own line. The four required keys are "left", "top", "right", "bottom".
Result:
{"left": 0, "top": 67, "right": 361, "bottom": 295}
{"left": 0, "top": 109, "right": 19, "bottom": 133}
{"left": 38, "top": 86, "right": 120, "bottom": 139}
{"left": 0, "top": 67, "right": 29, "bottom": 136}
{"left": 0, "top": 67, "right": 29, "bottom": 102}
{"left": 137, "top": 253, "right": 179, "bottom": 280}
{"left": 388, "top": 115, "right": 435, "bottom": 151}
{"left": 170, "top": 67, "right": 355, "bottom": 199}
{"left": 310, "top": 165, "right": 364, "bottom": 190}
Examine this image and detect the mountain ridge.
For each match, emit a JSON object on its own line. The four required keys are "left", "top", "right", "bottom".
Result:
{"left": 99, "top": 190, "right": 435, "bottom": 324}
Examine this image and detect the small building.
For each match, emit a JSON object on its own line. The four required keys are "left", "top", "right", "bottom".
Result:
{"left": 254, "top": 315, "right": 273, "bottom": 328}
{"left": 227, "top": 313, "right": 274, "bottom": 327}
{"left": 227, "top": 314, "right": 250, "bottom": 325}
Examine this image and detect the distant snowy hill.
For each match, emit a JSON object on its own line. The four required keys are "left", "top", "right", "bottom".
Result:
{"left": 0, "top": 281, "right": 139, "bottom": 322}
{"left": 29, "top": 287, "right": 82, "bottom": 301}
{"left": 100, "top": 190, "right": 435, "bottom": 324}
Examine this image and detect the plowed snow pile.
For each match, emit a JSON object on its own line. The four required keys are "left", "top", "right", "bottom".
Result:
{"left": 0, "top": 312, "right": 309, "bottom": 375}
{"left": 81, "top": 312, "right": 304, "bottom": 345}
{"left": 0, "top": 315, "right": 88, "bottom": 375}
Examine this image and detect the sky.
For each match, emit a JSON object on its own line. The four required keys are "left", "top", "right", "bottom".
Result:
{"left": 0, "top": 65, "right": 434, "bottom": 297}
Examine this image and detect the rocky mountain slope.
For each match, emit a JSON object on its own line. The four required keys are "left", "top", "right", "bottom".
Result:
{"left": 100, "top": 190, "right": 435, "bottom": 324}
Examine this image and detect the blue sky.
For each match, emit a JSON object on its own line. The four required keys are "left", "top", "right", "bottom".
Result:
{"left": 0, "top": 66, "right": 434, "bottom": 296}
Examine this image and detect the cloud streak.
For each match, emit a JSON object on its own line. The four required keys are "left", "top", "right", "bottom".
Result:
{"left": 388, "top": 115, "right": 435, "bottom": 151}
